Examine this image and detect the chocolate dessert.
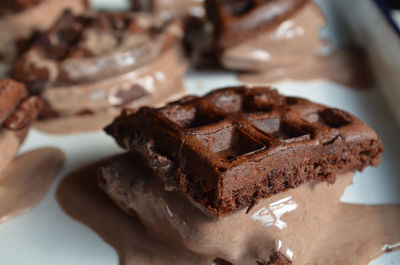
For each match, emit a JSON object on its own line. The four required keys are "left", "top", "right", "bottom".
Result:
{"left": 200, "top": 0, "right": 373, "bottom": 89}
{"left": 104, "top": 86, "right": 383, "bottom": 217}
{"left": 184, "top": 0, "right": 330, "bottom": 74}
{"left": 0, "top": 0, "right": 87, "bottom": 70}
{"left": 12, "top": 10, "right": 188, "bottom": 133}
{"left": 203, "top": 0, "right": 325, "bottom": 70}
{"left": 0, "top": 78, "right": 42, "bottom": 173}
{"left": 96, "top": 86, "right": 388, "bottom": 264}
{"left": 57, "top": 153, "right": 399, "bottom": 265}
{"left": 205, "top": 0, "right": 308, "bottom": 49}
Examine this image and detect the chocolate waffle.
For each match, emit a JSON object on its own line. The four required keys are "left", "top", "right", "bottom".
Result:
{"left": 205, "top": 0, "right": 309, "bottom": 48}
{"left": 12, "top": 10, "right": 183, "bottom": 92}
{"left": 105, "top": 86, "right": 383, "bottom": 216}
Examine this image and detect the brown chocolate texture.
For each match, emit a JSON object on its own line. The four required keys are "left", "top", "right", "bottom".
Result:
{"left": 12, "top": 10, "right": 183, "bottom": 87}
{"left": 131, "top": 0, "right": 205, "bottom": 18}
{"left": 0, "top": 79, "right": 42, "bottom": 131}
{"left": 98, "top": 153, "right": 295, "bottom": 264}
{"left": 205, "top": 0, "right": 309, "bottom": 48}
{"left": 0, "top": 78, "right": 42, "bottom": 173}
{"left": 105, "top": 86, "right": 383, "bottom": 216}
{"left": 11, "top": 10, "right": 186, "bottom": 122}
{"left": 95, "top": 152, "right": 397, "bottom": 265}
{"left": 0, "top": 0, "right": 45, "bottom": 15}
{"left": 0, "top": 0, "right": 88, "bottom": 65}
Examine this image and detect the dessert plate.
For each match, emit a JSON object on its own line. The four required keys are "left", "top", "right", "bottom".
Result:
{"left": 1, "top": 73, "right": 399, "bottom": 265}
{"left": 0, "top": 0, "right": 399, "bottom": 265}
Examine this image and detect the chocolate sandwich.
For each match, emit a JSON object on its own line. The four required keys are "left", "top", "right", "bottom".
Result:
{"left": 0, "top": 78, "right": 42, "bottom": 173}
{"left": 100, "top": 86, "right": 383, "bottom": 264}
{"left": 104, "top": 86, "right": 383, "bottom": 216}
{"left": 12, "top": 10, "right": 188, "bottom": 133}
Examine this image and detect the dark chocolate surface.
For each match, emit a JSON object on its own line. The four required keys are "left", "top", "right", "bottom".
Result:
{"left": 106, "top": 86, "right": 383, "bottom": 216}
{"left": 131, "top": 0, "right": 153, "bottom": 12}
{"left": 98, "top": 153, "right": 293, "bottom": 265}
{"left": 0, "top": 0, "right": 45, "bottom": 15}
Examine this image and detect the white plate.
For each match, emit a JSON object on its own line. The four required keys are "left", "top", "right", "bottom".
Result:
{"left": 0, "top": 0, "right": 399, "bottom": 264}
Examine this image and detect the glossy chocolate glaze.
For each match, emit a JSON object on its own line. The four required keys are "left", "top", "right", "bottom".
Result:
{"left": 205, "top": 0, "right": 308, "bottom": 48}
{"left": 56, "top": 155, "right": 400, "bottom": 265}
{"left": 214, "top": 1, "right": 373, "bottom": 89}
{"left": 0, "top": 148, "right": 65, "bottom": 224}
{"left": 33, "top": 45, "right": 187, "bottom": 134}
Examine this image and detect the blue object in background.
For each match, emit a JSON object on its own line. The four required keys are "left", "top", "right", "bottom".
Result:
{"left": 374, "top": 0, "right": 400, "bottom": 35}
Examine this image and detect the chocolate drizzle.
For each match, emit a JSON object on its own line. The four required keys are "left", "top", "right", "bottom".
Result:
{"left": 0, "top": 148, "right": 65, "bottom": 224}
{"left": 57, "top": 156, "right": 400, "bottom": 265}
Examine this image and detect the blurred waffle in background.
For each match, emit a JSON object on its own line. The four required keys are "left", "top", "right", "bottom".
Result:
{"left": 0, "top": 0, "right": 88, "bottom": 75}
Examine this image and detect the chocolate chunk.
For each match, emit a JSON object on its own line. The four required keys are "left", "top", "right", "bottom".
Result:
{"left": 5, "top": 96, "right": 43, "bottom": 130}
{"left": 205, "top": 0, "right": 309, "bottom": 48}
{"left": 0, "top": 79, "right": 27, "bottom": 126}
{"left": 0, "top": 78, "right": 42, "bottom": 131}
{"left": 131, "top": 0, "right": 153, "bottom": 12}
{"left": 183, "top": 16, "right": 220, "bottom": 69}
{"left": 319, "top": 108, "right": 353, "bottom": 128}
{"left": 113, "top": 84, "right": 148, "bottom": 107}
{"left": 266, "top": 251, "right": 292, "bottom": 265}
{"left": 105, "top": 86, "right": 383, "bottom": 217}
